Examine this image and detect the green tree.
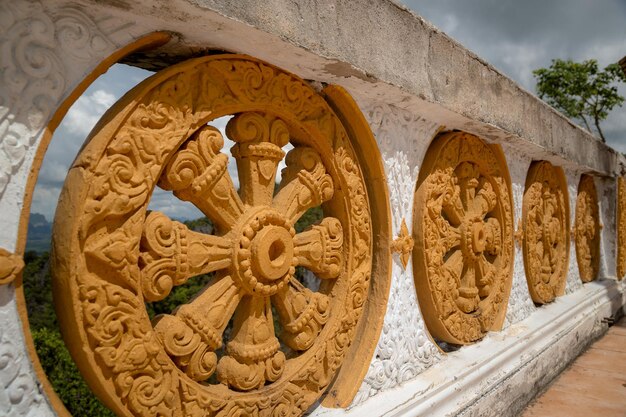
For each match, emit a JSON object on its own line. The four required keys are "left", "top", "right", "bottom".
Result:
{"left": 533, "top": 59, "right": 625, "bottom": 142}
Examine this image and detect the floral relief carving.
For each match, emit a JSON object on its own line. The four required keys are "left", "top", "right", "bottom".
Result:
{"left": 0, "top": 249, "right": 24, "bottom": 286}
{"left": 390, "top": 218, "right": 413, "bottom": 269}
{"left": 413, "top": 131, "right": 514, "bottom": 344}
{"left": 354, "top": 104, "right": 442, "bottom": 404}
{"left": 0, "top": 317, "right": 47, "bottom": 416}
{"left": 0, "top": 0, "right": 132, "bottom": 196}
{"left": 575, "top": 174, "right": 600, "bottom": 282}
{"left": 617, "top": 177, "right": 626, "bottom": 280}
{"left": 51, "top": 55, "right": 373, "bottom": 417}
{"left": 522, "top": 161, "right": 569, "bottom": 304}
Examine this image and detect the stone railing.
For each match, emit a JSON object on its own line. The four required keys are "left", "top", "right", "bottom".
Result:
{"left": 1, "top": 1, "right": 624, "bottom": 416}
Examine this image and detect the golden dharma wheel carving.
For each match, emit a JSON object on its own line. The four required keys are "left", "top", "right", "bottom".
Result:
{"left": 617, "top": 177, "right": 626, "bottom": 280}
{"left": 522, "top": 161, "right": 570, "bottom": 304}
{"left": 574, "top": 174, "right": 600, "bottom": 282}
{"left": 412, "top": 132, "right": 514, "bottom": 345}
{"left": 51, "top": 55, "right": 374, "bottom": 417}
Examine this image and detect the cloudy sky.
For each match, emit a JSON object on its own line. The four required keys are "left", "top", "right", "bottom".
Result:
{"left": 31, "top": 1, "right": 626, "bottom": 222}
{"left": 405, "top": 0, "right": 626, "bottom": 145}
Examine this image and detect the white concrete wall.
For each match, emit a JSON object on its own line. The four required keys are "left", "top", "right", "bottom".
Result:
{"left": 1, "top": 1, "right": 624, "bottom": 416}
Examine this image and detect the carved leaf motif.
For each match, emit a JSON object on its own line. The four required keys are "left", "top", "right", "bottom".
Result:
{"left": 390, "top": 218, "right": 414, "bottom": 269}
{"left": 0, "top": 249, "right": 24, "bottom": 285}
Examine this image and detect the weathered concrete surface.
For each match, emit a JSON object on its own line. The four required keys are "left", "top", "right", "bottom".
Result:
{"left": 84, "top": 0, "right": 623, "bottom": 176}
{"left": 1, "top": 1, "right": 625, "bottom": 416}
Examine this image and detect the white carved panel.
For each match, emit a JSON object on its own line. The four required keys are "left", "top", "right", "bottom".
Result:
{"left": 0, "top": 285, "right": 54, "bottom": 417}
{"left": 0, "top": 0, "right": 141, "bottom": 251}
{"left": 565, "top": 169, "right": 584, "bottom": 294}
{"left": 351, "top": 103, "right": 442, "bottom": 405}
{"left": 499, "top": 143, "right": 536, "bottom": 326}
{"left": 0, "top": 1, "right": 145, "bottom": 415}
{"left": 597, "top": 176, "right": 617, "bottom": 279}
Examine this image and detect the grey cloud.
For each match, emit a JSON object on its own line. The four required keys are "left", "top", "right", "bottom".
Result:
{"left": 403, "top": 0, "right": 626, "bottom": 146}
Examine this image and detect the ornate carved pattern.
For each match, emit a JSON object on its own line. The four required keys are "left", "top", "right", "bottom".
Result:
{"left": 617, "top": 177, "right": 626, "bottom": 280}
{"left": 0, "top": 307, "right": 50, "bottom": 416}
{"left": 0, "top": 0, "right": 132, "bottom": 196}
{"left": 391, "top": 218, "right": 413, "bottom": 269}
{"left": 0, "top": 249, "right": 24, "bottom": 285}
{"left": 575, "top": 174, "right": 600, "bottom": 282}
{"left": 522, "top": 161, "right": 569, "bottom": 304}
{"left": 52, "top": 55, "right": 373, "bottom": 416}
{"left": 413, "top": 131, "right": 514, "bottom": 344}
{"left": 354, "top": 104, "right": 441, "bottom": 404}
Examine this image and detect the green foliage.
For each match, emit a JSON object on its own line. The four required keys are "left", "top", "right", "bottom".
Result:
{"left": 533, "top": 59, "right": 625, "bottom": 142}
{"left": 33, "top": 328, "right": 115, "bottom": 416}
{"left": 22, "top": 251, "right": 56, "bottom": 330}
{"left": 23, "top": 252, "right": 116, "bottom": 417}
{"left": 183, "top": 216, "right": 214, "bottom": 235}
{"left": 146, "top": 274, "right": 210, "bottom": 319}
{"left": 294, "top": 206, "right": 324, "bottom": 234}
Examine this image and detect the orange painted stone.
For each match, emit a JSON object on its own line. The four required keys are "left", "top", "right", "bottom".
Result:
{"left": 412, "top": 131, "right": 514, "bottom": 345}
{"left": 574, "top": 174, "right": 600, "bottom": 283}
{"left": 51, "top": 55, "right": 376, "bottom": 417}
{"left": 522, "top": 161, "right": 569, "bottom": 304}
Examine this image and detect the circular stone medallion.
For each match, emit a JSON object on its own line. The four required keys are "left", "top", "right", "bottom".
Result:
{"left": 575, "top": 174, "right": 600, "bottom": 282}
{"left": 51, "top": 55, "right": 374, "bottom": 417}
{"left": 522, "top": 161, "right": 570, "bottom": 304}
{"left": 412, "top": 131, "right": 514, "bottom": 345}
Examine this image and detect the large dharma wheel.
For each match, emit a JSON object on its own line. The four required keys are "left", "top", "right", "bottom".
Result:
{"left": 412, "top": 132, "right": 514, "bottom": 345}
{"left": 522, "top": 161, "right": 569, "bottom": 304}
{"left": 51, "top": 55, "right": 373, "bottom": 417}
{"left": 575, "top": 174, "right": 600, "bottom": 282}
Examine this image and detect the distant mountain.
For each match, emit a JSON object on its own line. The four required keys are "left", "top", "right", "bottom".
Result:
{"left": 26, "top": 213, "right": 52, "bottom": 253}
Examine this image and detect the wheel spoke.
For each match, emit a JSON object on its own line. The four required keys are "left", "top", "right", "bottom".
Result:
{"left": 455, "top": 162, "right": 480, "bottom": 213}
{"left": 444, "top": 249, "right": 464, "bottom": 284}
{"left": 227, "top": 112, "right": 289, "bottom": 207}
{"left": 158, "top": 125, "right": 245, "bottom": 231}
{"left": 294, "top": 217, "right": 343, "bottom": 279}
{"left": 441, "top": 177, "right": 465, "bottom": 226}
{"left": 440, "top": 218, "right": 461, "bottom": 253}
{"left": 474, "top": 179, "right": 497, "bottom": 217}
{"left": 273, "top": 147, "right": 334, "bottom": 224}
{"left": 476, "top": 254, "right": 495, "bottom": 298}
{"left": 457, "top": 262, "right": 479, "bottom": 313}
{"left": 484, "top": 217, "right": 502, "bottom": 256}
{"left": 272, "top": 278, "right": 330, "bottom": 351}
{"left": 153, "top": 274, "right": 242, "bottom": 382}
{"left": 217, "top": 296, "right": 285, "bottom": 390}
{"left": 139, "top": 211, "right": 231, "bottom": 302}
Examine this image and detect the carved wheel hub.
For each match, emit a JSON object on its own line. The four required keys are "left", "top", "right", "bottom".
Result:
{"left": 522, "top": 161, "right": 569, "bottom": 304}
{"left": 575, "top": 174, "right": 600, "bottom": 282}
{"left": 413, "top": 132, "right": 514, "bottom": 344}
{"left": 51, "top": 55, "right": 373, "bottom": 417}
{"left": 233, "top": 208, "right": 296, "bottom": 295}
